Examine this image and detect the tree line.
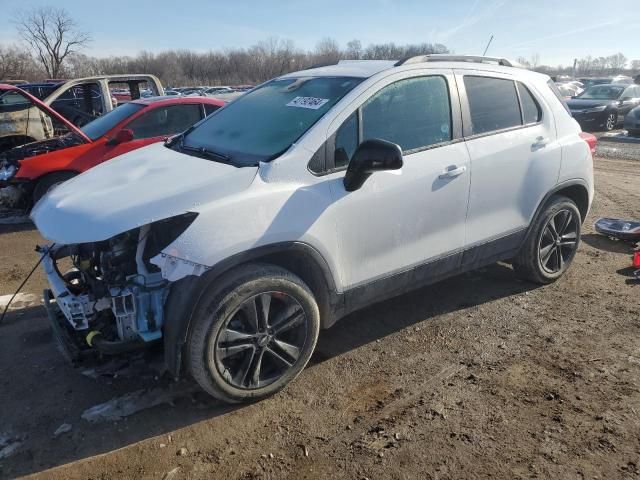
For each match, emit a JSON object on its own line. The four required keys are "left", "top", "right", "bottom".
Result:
{"left": 0, "top": 38, "right": 451, "bottom": 87}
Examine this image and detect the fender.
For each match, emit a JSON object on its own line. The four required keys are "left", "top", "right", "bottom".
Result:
{"left": 162, "top": 241, "right": 341, "bottom": 377}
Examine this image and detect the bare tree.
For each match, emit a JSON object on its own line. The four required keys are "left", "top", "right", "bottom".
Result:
{"left": 529, "top": 53, "right": 540, "bottom": 69}
{"left": 13, "top": 6, "right": 90, "bottom": 79}
{"left": 0, "top": 45, "right": 42, "bottom": 80}
{"left": 608, "top": 52, "right": 627, "bottom": 72}
{"left": 314, "top": 38, "right": 342, "bottom": 65}
{"left": 346, "top": 39, "right": 362, "bottom": 60}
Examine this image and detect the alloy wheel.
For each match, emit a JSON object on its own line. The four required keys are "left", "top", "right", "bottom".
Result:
{"left": 213, "top": 292, "right": 308, "bottom": 390}
{"left": 537, "top": 209, "right": 579, "bottom": 274}
{"left": 605, "top": 113, "right": 616, "bottom": 131}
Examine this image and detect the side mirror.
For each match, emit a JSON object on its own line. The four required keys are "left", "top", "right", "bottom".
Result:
{"left": 343, "top": 139, "right": 403, "bottom": 192}
{"left": 106, "top": 128, "right": 134, "bottom": 146}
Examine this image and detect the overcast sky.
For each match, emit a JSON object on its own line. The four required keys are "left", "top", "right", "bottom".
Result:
{"left": 1, "top": 0, "right": 639, "bottom": 66}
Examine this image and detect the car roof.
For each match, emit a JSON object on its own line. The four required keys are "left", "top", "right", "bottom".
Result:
{"left": 280, "top": 60, "right": 397, "bottom": 79}
{"left": 278, "top": 56, "right": 545, "bottom": 81}
{"left": 20, "top": 82, "right": 63, "bottom": 88}
{"left": 129, "top": 95, "right": 226, "bottom": 106}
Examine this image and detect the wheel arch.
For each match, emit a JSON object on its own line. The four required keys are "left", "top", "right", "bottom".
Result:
{"left": 33, "top": 169, "right": 81, "bottom": 183}
{"left": 521, "top": 179, "right": 590, "bottom": 250}
{"left": 551, "top": 181, "right": 590, "bottom": 221}
{"left": 162, "top": 241, "right": 341, "bottom": 378}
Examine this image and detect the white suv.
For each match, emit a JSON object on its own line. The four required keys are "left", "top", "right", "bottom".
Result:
{"left": 33, "top": 55, "right": 594, "bottom": 403}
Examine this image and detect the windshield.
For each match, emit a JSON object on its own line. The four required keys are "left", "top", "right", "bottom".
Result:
{"left": 578, "top": 85, "right": 624, "bottom": 100}
{"left": 80, "top": 102, "right": 145, "bottom": 141}
{"left": 180, "top": 76, "right": 363, "bottom": 166}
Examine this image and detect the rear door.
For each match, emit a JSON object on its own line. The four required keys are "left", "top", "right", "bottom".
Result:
{"left": 456, "top": 70, "right": 561, "bottom": 262}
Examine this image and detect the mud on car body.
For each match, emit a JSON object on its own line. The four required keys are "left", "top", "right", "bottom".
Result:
{"left": 33, "top": 55, "right": 595, "bottom": 404}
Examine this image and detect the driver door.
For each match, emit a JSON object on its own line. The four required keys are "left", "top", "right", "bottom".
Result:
{"left": 327, "top": 72, "right": 471, "bottom": 293}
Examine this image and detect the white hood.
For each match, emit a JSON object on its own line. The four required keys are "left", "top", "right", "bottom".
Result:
{"left": 31, "top": 142, "right": 258, "bottom": 244}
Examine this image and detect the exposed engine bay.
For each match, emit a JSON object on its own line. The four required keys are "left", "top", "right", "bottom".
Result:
{"left": 40, "top": 213, "right": 198, "bottom": 359}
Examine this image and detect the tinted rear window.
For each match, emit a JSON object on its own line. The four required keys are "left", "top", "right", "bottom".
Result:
{"left": 464, "top": 76, "right": 521, "bottom": 135}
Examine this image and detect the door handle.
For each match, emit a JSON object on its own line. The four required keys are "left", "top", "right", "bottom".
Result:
{"left": 439, "top": 165, "right": 467, "bottom": 179}
{"left": 531, "top": 136, "right": 549, "bottom": 150}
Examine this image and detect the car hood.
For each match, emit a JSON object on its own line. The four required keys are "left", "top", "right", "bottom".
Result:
{"left": 31, "top": 142, "right": 258, "bottom": 244}
{"left": 1, "top": 133, "right": 88, "bottom": 166}
{"left": 566, "top": 98, "right": 614, "bottom": 110}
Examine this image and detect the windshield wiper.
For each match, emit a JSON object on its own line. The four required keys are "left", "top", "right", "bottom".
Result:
{"left": 178, "top": 143, "right": 233, "bottom": 163}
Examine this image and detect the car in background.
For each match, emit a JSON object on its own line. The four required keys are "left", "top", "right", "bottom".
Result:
{"left": 556, "top": 82, "right": 582, "bottom": 98}
{"left": 612, "top": 75, "right": 633, "bottom": 85}
{"left": 203, "top": 86, "right": 234, "bottom": 96}
{"left": 624, "top": 106, "right": 640, "bottom": 137}
{"left": 579, "top": 78, "right": 614, "bottom": 89}
{"left": 0, "top": 96, "right": 224, "bottom": 206}
{"left": 30, "top": 75, "right": 163, "bottom": 128}
{"left": 19, "top": 81, "right": 62, "bottom": 100}
{"left": 566, "top": 83, "right": 640, "bottom": 131}
{"left": 0, "top": 83, "right": 78, "bottom": 153}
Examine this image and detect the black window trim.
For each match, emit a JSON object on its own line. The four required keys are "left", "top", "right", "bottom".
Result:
{"left": 308, "top": 73, "right": 463, "bottom": 176}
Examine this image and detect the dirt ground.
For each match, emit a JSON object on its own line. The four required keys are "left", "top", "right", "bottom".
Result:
{"left": 0, "top": 155, "right": 639, "bottom": 480}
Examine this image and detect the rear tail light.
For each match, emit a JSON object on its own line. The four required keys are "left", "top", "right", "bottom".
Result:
{"left": 633, "top": 251, "right": 640, "bottom": 269}
{"left": 579, "top": 132, "right": 597, "bottom": 156}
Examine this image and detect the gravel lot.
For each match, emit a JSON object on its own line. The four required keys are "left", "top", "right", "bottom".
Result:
{"left": 0, "top": 154, "right": 638, "bottom": 480}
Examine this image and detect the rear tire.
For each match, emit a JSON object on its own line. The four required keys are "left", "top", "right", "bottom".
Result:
{"left": 32, "top": 172, "right": 77, "bottom": 205}
{"left": 513, "top": 195, "right": 581, "bottom": 284}
{"left": 187, "top": 263, "right": 320, "bottom": 403}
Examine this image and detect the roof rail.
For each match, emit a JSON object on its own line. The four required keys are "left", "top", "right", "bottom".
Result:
{"left": 394, "top": 54, "right": 516, "bottom": 67}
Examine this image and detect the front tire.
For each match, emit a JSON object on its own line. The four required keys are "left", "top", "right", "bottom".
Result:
{"left": 513, "top": 195, "right": 581, "bottom": 284}
{"left": 187, "top": 263, "right": 320, "bottom": 403}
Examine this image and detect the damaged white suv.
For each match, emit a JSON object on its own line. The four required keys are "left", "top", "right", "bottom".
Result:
{"left": 33, "top": 55, "right": 594, "bottom": 403}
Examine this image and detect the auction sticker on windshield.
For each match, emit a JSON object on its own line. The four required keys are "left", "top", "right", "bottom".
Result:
{"left": 286, "top": 96, "right": 330, "bottom": 110}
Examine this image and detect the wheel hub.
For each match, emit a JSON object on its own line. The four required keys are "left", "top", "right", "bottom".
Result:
{"left": 214, "top": 291, "right": 307, "bottom": 390}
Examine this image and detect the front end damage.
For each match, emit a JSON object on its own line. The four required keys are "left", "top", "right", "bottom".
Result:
{"left": 40, "top": 213, "right": 199, "bottom": 362}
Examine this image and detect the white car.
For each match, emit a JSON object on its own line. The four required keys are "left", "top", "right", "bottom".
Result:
{"left": 33, "top": 55, "right": 595, "bottom": 403}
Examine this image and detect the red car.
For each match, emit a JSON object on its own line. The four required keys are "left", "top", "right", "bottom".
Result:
{"left": 0, "top": 90, "right": 224, "bottom": 206}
